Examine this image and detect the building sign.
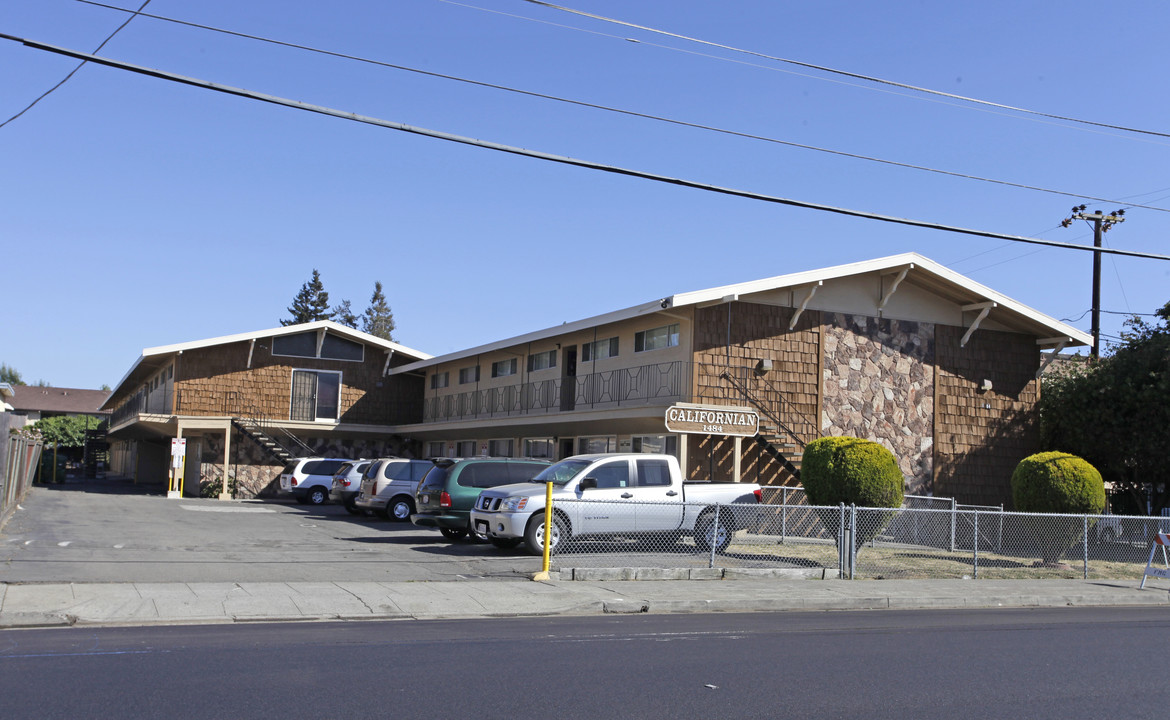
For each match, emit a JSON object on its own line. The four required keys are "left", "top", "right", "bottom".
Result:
{"left": 665, "top": 403, "right": 759, "bottom": 437}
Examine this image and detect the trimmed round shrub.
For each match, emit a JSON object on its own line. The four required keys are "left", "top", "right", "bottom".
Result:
{"left": 1011, "top": 452, "right": 1105, "bottom": 515}
{"left": 802, "top": 436, "right": 905, "bottom": 509}
{"left": 1010, "top": 451, "right": 1104, "bottom": 565}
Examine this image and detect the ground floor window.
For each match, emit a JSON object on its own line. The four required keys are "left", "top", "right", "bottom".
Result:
{"left": 455, "top": 440, "right": 477, "bottom": 457}
{"left": 632, "top": 435, "right": 678, "bottom": 456}
{"left": 487, "top": 438, "right": 514, "bottom": 457}
{"left": 523, "top": 438, "right": 555, "bottom": 459}
{"left": 426, "top": 441, "right": 447, "bottom": 458}
{"left": 577, "top": 436, "right": 616, "bottom": 454}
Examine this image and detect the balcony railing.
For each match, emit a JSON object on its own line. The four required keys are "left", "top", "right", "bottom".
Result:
{"left": 423, "top": 361, "right": 692, "bottom": 423}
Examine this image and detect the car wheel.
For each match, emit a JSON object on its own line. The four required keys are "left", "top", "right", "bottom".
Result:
{"left": 695, "top": 512, "right": 732, "bottom": 554}
{"left": 524, "top": 513, "right": 567, "bottom": 556}
{"left": 440, "top": 527, "right": 468, "bottom": 541}
{"left": 388, "top": 496, "right": 414, "bottom": 522}
{"left": 306, "top": 486, "right": 328, "bottom": 506}
{"left": 489, "top": 537, "right": 522, "bottom": 550}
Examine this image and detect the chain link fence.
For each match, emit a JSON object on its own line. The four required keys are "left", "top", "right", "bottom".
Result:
{"left": 545, "top": 496, "right": 1170, "bottom": 581}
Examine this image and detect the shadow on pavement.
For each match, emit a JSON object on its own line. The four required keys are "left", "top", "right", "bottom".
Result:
{"left": 34, "top": 475, "right": 166, "bottom": 496}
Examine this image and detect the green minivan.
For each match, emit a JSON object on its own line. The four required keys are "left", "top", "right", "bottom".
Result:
{"left": 411, "top": 457, "right": 550, "bottom": 542}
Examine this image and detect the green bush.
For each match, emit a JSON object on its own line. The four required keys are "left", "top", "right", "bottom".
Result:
{"left": 801, "top": 436, "right": 905, "bottom": 547}
{"left": 1011, "top": 452, "right": 1105, "bottom": 515}
{"left": 802, "top": 436, "right": 905, "bottom": 508}
{"left": 1011, "top": 451, "right": 1104, "bottom": 565}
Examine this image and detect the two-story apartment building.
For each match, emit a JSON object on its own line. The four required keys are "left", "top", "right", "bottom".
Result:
{"left": 100, "top": 321, "right": 430, "bottom": 497}
{"left": 389, "top": 253, "right": 1090, "bottom": 507}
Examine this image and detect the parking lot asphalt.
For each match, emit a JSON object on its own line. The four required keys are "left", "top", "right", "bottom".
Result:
{"left": 2, "top": 476, "right": 1169, "bottom": 628}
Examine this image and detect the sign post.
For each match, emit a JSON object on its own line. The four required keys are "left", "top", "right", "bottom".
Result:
{"left": 168, "top": 438, "right": 187, "bottom": 499}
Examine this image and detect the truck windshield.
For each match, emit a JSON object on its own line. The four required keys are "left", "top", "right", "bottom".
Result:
{"left": 531, "top": 459, "right": 592, "bottom": 486}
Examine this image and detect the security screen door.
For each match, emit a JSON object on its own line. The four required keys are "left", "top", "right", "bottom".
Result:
{"left": 290, "top": 370, "right": 341, "bottom": 421}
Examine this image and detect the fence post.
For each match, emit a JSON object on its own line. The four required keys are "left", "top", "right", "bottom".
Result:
{"left": 781, "top": 487, "right": 788, "bottom": 543}
{"left": 973, "top": 509, "right": 979, "bottom": 580}
{"left": 838, "top": 503, "right": 846, "bottom": 579}
{"left": 1083, "top": 515, "right": 1089, "bottom": 579}
{"left": 708, "top": 503, "right": 721, "bottom": 570}
{"left": 850, "top": 504, "right": 858, "bottom": 580}
{"left": 950, "top": 498, "right": 957, "bottom": 553}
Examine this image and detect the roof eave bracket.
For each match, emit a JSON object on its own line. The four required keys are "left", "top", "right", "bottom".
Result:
{"left": 1035, "top": 337, "right": 1070, "bottom": 378}
{"left": 789, "top": 281, "right": 822, "bottom": 331}
{"left": 878, "top": 264, "right": 913, "bottom": 312}
{"left": 960, "top": 302, "right": 997, "bottom": 348}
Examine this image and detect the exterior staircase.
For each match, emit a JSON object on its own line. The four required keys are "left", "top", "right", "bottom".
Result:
{"left": 231, "top": 418, "right": 314, "bottom": 465}
{"left": 83, "top": 427, "right": 109, "bottom": 478}
{"left": 754, "top": 423, "right": 802, "bottom": 484}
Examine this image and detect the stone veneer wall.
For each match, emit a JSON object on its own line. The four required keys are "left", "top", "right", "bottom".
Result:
{"left": 821, "top": 314, "right": 935, "bottom": 494}
{"left": 200, "top": 432, "right": 418, "bottom": 498}
{"left": 934, "top": 326, "right": 1040, "bottom": 508}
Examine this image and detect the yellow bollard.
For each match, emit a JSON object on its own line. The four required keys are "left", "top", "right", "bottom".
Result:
{"left": 532, "top": 481, "right": 554, "bottom": 581}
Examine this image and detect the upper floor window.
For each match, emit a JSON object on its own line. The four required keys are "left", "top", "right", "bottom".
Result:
{"left": 492, "top": 358, "right": 518, "bottom": 378}
{"left": 430, "top": 371, "right": 449, "bottom": 390}
{"left": 582, "top": 337, "right": 619, "bottom": 362}
{"left": 459, "top": 366, "right": 480, "bottom": 384}
{"left": 527, "top": 350, "right": 557, "bottom": 372}
{"left": 635, "top": 323, "right": 679, "bottom": 353}
{"left": 272, "top": 331, "right": 364, "bottom": 362}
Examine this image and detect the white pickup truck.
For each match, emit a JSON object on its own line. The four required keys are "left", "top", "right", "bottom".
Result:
{"left": 469, "top": 453, "right": 762, "bottom": 556}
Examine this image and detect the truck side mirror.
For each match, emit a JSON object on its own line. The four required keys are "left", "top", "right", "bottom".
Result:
{"left": 579, "top": 477, "right": 597, "bottom": 490}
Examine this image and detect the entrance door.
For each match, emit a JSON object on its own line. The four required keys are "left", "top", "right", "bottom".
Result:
{"left": 560, "top": 346, "right": 577, "bottom": 411}
{"left": 291, "top": 370, "right": 341, "bottom": 421}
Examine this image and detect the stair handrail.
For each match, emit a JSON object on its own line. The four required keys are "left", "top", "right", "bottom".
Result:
{"left": 228, "top": 393, "right": 316, "bottom": 458}
{"left": 717, "top": 367, "right": 817, "bottom": 449}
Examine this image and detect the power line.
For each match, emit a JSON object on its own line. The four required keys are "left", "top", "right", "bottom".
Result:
{"left": 518, "top": 0, "right": 1170, "bottom": 140}
{"left": 4, "top": 32, "right": 1170, "bottom": 263}
{"left": 0, "top": 0, "right": 151, "bottom": 129}
{"left": 61, "top": 0, "right": 1170, "bottom": 214}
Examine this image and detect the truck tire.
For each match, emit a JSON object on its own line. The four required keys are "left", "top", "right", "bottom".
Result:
{"left": 524, "top": 513, "right": 567, "bottom": 556}
{"left": 695, "top": 512, "right": 732, "bottom": 554}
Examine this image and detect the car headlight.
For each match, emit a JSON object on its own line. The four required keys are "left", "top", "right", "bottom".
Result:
{"left": 500, "top": 497, "right": 529, "bottom": 512}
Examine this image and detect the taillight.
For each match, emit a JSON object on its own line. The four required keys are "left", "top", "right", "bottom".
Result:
{"left": 342, "top": 479, "right": 351, "bottom": 487}
{"left": 440, "top": 491, "right": 451, "bottom": 508}
{"left": 753, "top": 488, "right": 762, "bottom": 503}
{"left": 291, "top": 478, "right": 298, "bottom": 486}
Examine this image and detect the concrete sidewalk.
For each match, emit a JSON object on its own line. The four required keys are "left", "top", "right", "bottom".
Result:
{"left": 3, "top": 576, "right": 1168, "bottom": 628}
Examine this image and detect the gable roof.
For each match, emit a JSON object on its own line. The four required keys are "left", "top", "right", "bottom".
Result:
{"left": 102, "top": 321, "right": 432, "bottom": 410}
{"left": 391, "top": 252, "right": 1092, "bottom": 374}
{"left": 9, "top": 385, "right": 111, "bottom": 415}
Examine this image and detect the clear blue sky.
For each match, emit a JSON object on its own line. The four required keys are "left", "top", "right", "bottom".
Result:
{"left": 3, "top": 0, "right": 1168, "bottom": 389}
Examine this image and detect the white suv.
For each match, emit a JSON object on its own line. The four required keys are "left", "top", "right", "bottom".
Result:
{"left": 353, "top": 458, "right": 434, "bottom": 520}
{"left": 279, "top": 458, "right": 353, "bottom": 505}
{"left": 329, "top": 460, "right": 374, "bottom": 514}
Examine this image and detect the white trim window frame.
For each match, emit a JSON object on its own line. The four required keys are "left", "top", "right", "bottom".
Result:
{"left": 289, "top": 368, "right": 343, "bottom": 422}
{"left": 272, "top": 330, "right": 366, "bottom": 363}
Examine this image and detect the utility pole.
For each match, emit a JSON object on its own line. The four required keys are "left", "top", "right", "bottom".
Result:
{"left": 1062, "top": 205, "right": 1125, "bottom": 359}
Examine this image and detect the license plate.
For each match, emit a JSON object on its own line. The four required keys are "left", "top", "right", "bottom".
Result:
{"left": 475, "top": 521, "right": 488, "bottom": 534}
{"left": 421, "top": 495, "right": 429, "bottom": 504}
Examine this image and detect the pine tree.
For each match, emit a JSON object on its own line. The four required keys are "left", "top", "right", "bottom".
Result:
{"left": 333, "top": 299, "right": 358, "bottom": 329}
{"left": 361, "top": 281, "right": 396, "bottom": 341}
{"left": 282, "top": 269, "right": 333, "bottom": 326}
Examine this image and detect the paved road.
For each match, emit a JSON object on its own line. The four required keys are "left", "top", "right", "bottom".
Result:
{"left": 3, "top": 607, "right": 1168, "bottom": 719}
{"left": 0, "top": 477, "right": 544, "bottom": 583}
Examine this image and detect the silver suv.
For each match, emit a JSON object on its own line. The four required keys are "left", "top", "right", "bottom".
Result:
{"left": 353, "top": 458, "right": 434, "bottom": 520}
{"left": 328, "top": 460, "right": 374, "bottom": 514}
{"left": 279, "top": 457, "right": 353, "bottom": 505}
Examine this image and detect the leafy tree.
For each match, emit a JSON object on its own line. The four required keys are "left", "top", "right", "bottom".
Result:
{"left": 281, "top": 269, "right": 333, "bottom": 326}
{"left": 801, "top": 436, "right": 905, "bottom": 545}
{"left": 1, "top": 363, "right": 25, "bottom": 385}
{"left": 1011, "top": 451, "right": 1105, "bottom": 564}
{"left": 361, "top": 281, "right": 396, "bottom": 341}
{"left": 32, "top": 415, "right": 103, "bottom": 448}
{"left": 1039, "top": 302, "right": 1170, "bottom": 515}
{"left": 100, "top": 384, "right": 111, "bottom": 392}
{"left": 332, "top": 299, "right": 358, "bottom": 329}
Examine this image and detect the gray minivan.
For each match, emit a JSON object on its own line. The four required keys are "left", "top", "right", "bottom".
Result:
{"left": 353, "top": 458, "right": 434, "bottom": 520}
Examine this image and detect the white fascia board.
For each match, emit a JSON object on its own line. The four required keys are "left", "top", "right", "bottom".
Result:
{"left": 391, "top": 298, "right": 669, "bottom": 374}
